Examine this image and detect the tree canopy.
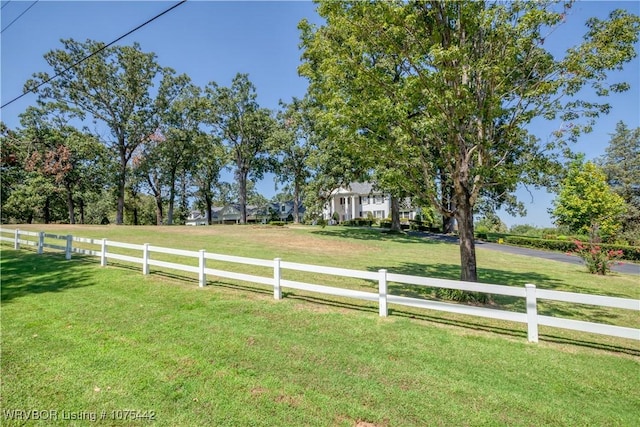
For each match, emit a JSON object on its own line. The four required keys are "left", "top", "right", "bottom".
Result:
{"left": 550, "top": 159, "right": 626, "bottom": 240}
{"left": 299, "top": 0, "right": 640, "bottom": 281}
{"left": 26, "top": 39, "right": 164, "bottom": 224}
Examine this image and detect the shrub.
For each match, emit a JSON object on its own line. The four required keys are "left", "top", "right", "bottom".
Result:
{"left": 502, "top": 236, "right": 640, "bottom": 261}
{"left": 570, "top": 240, "right": 624, "bottom": 275}
{"left": 475, "top": 232, "right": 488, "bottom": 241}
{"left": 268, "top": 221, "right": 286, "bottom": 227}
{"left": 436, "top": 288, "right": 490, "bottom": 304}
{"left": 342, "top": 218, "right": 373, "bottom": 227}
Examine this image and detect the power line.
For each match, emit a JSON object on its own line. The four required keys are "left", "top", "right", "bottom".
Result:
{"left": 1, "top": 1, "right": 12, "bottom": 10}
{"left": 1, "top": 0, "right": 187, "bottom": 110}
{"left": 1, "top": 1, "right": 38, "bottom": 34}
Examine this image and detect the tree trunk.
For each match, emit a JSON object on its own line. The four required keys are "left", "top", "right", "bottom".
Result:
{"left": 390, "top": 196, "right": 402, "bottom": 232}
{"left": 133, "top": 205, "right": 139, "bottom": 226}
{"left": 205, "top": 195, "right": 213, "bottom": 225}
{"left": 44, "top": 197, "right": 51, "bottom": 224}
{"left": 79, "top": 198, "right": 85, "bottom": 224}
{"left": 154, "top": 176, "right": 163, "bottom": 226}
{"left": 293, "top": 182, "right": 300, "bottom": 224}
{"left": 443, "top": 215, "right": 456, "bottom": 234}
{"left": 179, "top": 173, "right": 188, "bottom": 224}
{"left": 155, "top": 196, "right": 163, "bottom": 225}
{"left": 238, "top": 170, "right": 248, "bottom": 224}
{"left": 441, "top": 170, "right": 456, "bottom": 233}
{"left": 65, "top": 182, "right": 76, "bottom": 224}
{"left": 456, "top": 197, "right": 478, "bottom": 282}
{"left": 116, "top": 150, "right": 127, "bottom": 225}
{"left": 167, "top": 170, "right": 176, "bottom": 225}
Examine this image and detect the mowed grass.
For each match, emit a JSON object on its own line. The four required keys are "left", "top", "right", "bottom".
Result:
{"left": 2, "top": 224, "right": 639, "bottom": 426}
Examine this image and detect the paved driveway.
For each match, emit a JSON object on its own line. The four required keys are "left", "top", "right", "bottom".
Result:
{"left": 413, "top": 232, "right": 639, "bottom": 276}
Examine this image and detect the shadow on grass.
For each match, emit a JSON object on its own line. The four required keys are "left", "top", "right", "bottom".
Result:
{"left": 1, "top": 249, "right": 97, "bottom": 303}
{"left": 310, "top": 227, "right": 439, "bottom": 245}
{"left": 365, "top": 262, "right": 634, "bottom": 335}
{"left": 10, "top": 248, "right": 635, "bottom": 356}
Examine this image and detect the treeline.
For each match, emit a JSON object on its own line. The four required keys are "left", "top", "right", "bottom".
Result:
{"left": 1, "top": 41, "right": 315, "bottom": 226}
{"left": 2, "top": 1, "right": 639, "bottom": 282}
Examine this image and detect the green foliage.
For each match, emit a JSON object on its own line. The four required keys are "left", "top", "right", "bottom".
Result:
{"left": 475, "top": 213, "right": 508, "bottom": 233}
{"left": 509, "top": 224, "right": 542, "bottom": 237}
{"left": 598, "top": 121, "right": 640, "bottom": 244}
{"left": 205, "top": 74, "right": 275, "bottom": 224}
{"left": 269, "top": 97, "right": 315, "bottom": 224}
{"left": 341, "top": 218, "right": 374, "bottom": 227}
{"left": 551, "top": 160, "right": 626, "bottom": 240}
{"left": 299, "top": 1, "right": 640, "bottom": 282}
{"left": 571, "top": 240, "right": 624, "bottom": 275}
{"left": 26, "top": 39, "right": 164, "bottom": 224}
{"left": 503, "top": 235, "right": 640, "bottom": 261}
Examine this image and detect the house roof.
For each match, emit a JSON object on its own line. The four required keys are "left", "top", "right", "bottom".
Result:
{"left": 333, "top": 182, "right": 376, "bottom": 195}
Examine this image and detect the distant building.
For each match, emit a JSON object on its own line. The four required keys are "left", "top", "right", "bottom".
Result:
{"left": 186, "top": 211, "right": 208, "bottom": 226}
{"left": 322, "top": 182, "right": 418, "bottom": 222}
{"left": 186, "top": 201, "right": 305, "bottom": 225}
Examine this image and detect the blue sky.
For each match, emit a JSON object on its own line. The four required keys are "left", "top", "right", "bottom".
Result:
{"left": 1, "top": 0, "right": 639, "bottom": 227}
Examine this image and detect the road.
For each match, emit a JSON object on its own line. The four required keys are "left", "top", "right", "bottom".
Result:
{"left": 413, "top": 232, "right": 639, "bottom": 276}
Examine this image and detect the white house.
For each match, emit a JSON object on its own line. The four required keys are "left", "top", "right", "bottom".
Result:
{"left": 322, "top": 182, "right": 418, "bottom": 222}
{"left": 186, "top": 211, "right": 208, "bottom": 226}
{"left": 186, "top": 201, "right": 305, "bottom": 225}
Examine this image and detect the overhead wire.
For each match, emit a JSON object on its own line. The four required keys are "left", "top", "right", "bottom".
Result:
{"left": 0, "top": 0, "right": 187, "bottom": 110}
{"left": 1, "top": 0, "right": 38, "bottom": 34}
{"left": 1, "top": 1, "right": 13, "bottom": 10}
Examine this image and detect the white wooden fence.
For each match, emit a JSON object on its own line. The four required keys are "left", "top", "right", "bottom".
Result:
{"left": 2, "top": 227, "right": 639, "bottom": 343}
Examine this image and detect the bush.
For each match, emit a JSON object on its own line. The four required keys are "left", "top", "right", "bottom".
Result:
{"left": 436, "top": 288, "right": 490, "bottom": 304}
{"left": 570, "top": 240, "right": 624, "bottom": 275}
{"left": 503, "top": 235, "right": 640, "bottom": 261}
{"left": 342, "top": 218, "right": 374, "bottom": 227}
{"left": 268, "top": 221, "right": 286, "bottom": 227}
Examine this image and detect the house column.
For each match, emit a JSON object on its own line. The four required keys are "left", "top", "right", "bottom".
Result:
{"left": 351, "top": 195, "right": 356, "bottom": 220}
{"left": 331, "top": 197, "right": 336, "bottom": 220}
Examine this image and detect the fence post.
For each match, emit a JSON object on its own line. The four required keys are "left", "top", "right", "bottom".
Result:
{"left": 198, "top": 249, "right": 206, "bottom": 287}
{"left": 100, "top": 238, "right": 107, "bottom": 267}
{"left": 65, "top": 235, "right": 72, "bottom": 260}
{"left": 525, "top": 284, "right": 538, "bottom": 343}
{"left": 273, "top": 258, "right": 282, "bottom": 300}
{"left": 14, "top": 229, "right": 20, "bottom": 250}
{"left": 143, "top": 243, "right": 150, "bottom": 275}
{"left": 379, "top": 269, "right": 388, "bottom": 317}
{"left": 38, "top": 231, "right": 44, "bottom": 254}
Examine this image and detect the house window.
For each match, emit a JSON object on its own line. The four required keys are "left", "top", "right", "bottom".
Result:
{"left": 362, "top": 196, "right": 369, "bottom": 205}
{"left": 281, "top": 205, "right": 286, "bottom": 212}
{"left": 374, "top": 196, "right": 383, "bottom": 204}
{"left": 374, "top": 210, "right": 385, "bottom": 218}
{"left": 339, "top": 197, "right": 345, "bottom": 205}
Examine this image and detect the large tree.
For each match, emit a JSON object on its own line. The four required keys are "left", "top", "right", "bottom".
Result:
{"left": 598, "top": 121, "right": 640, "bottom": 243}
{"left": 192, "top": 134, "right": 227, "bottom": 225}
{"left": 26, "top": 39, "right": 164, "bottom": 224}
{"left": 299, "top": 0, "right": 640, "bottom": 281}
{"left": 205, "top": 74, "right": 275, "bottom": 224}
{"left": 270, "top": 98, "right": 315, "bottom": 223}
{"left": 18, "top": 106, "right": 106, "bottom": 224}
{"left": 153, "top": 72, "right": 205, "bottom": 225}
{"left": 550, "top": 159, "right": 626, "bottom": 240}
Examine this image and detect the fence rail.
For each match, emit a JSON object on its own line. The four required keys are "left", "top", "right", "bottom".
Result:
{"left": 2, "top": 227, "right": 638, "bottom": 343}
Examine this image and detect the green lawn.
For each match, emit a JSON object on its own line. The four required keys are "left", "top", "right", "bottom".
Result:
{"left": 2, "top": 225, "right": 639, "bottom": 426}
